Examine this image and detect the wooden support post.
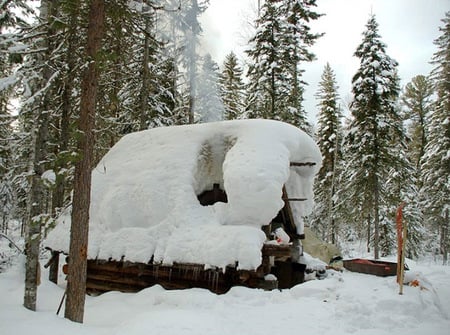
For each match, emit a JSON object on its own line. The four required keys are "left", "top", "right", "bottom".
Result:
{"left": 48, "top": 251, "right": 60, "bottom": 284}
{"left": 396, "top": 203, "right": 406, "bottom": 295}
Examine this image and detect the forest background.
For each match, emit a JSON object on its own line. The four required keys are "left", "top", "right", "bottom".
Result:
{"left": 0, "top": 0, "right": 449, "bottom": 321}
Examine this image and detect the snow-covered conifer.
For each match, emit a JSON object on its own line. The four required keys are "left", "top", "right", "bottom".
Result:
{"left": 421, "top": 11, "right": 450, "bottom": 264}
{"left": 219, "top": 52, "right": 245, "bottom": 120}
{"left": 311, "top": 63, "right": 342, "bottom": 243}
{"left": 341, "top": 14, "right": 402, "bottom": 259}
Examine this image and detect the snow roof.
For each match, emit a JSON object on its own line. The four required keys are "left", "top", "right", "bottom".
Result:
{"left": 46, "top": 119, "right": 322, "bottom": 270}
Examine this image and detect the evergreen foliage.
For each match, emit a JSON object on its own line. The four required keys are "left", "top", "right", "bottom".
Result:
{"left": 246, "top": 0, "right": 321, "bottom": 131}
{"left": 219, "top": 52, "right": 245, "bottom": 120}
{"left": 311, "top": 63, "right": 342, "bottom": 243}
{"left": 402, "top": 75, "right": 433, "bottom": 171}
{"left": 0, "top": 0, "right": 447, "bottom": 277}
{"left": 421, "top": 11, "right": 450, "bottom": 264}
{"left": 341, "top": 15, "right": 402, "bottom": 258}
{"left": 197, "top": 54, "right": 224, "bottom": 122}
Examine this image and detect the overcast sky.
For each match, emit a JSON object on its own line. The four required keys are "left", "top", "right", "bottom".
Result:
{"left": 199, "top": 0, "right": 449, "bottom": 123}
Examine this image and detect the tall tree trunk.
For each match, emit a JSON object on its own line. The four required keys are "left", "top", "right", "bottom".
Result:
{"left": 367, "top": 214, "right": 371, "bottom": 253}
{"left": 188, "top": 56, "right": 196, "bottom": 124}
{"left": 442, "top": 208, "right": 449, "bottom": 265}
{"left": 139, "top": 17, "right": 151, "bottom": 130}
{"left": 52, "top": 0, "right": 79, "bottom": 214}
{"left": 23, "top": 112, "right": 47, "bottom": 311}
{"left": 64, "top": 0, "right": 105, "bottom": 323}
{"left": 23, "top": 0, "right": 57, "bottom": 311}
{"left": 373, "top": 175, "right": 380, "bottom": 259}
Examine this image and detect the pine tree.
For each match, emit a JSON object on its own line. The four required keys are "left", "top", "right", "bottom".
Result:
{"left": 421, "top": 11, "right": 450, "bottom": 264}
{"left": 400, "top": 74, "right": 434, "bottom": 259}
{"left": 311, "top": 63, "right": 342, "bottom": 243}
{"left": 181, "top": 0, "right": 209, "bottom": 124}
{"left": 279, "top": 0, "right": 321, "bottom": 130}
{"left": 219, "top": 52, "right": 245, "bottom": 120}
{"left": 16, "top": 0, "right": 64, "bottom": 311}
{"left": 0, "top": 0, "right": 34, "bottom": 234}
{"left": 65, "top": 0, "right": 105, "bottom": 323}
{"left": 246, "top": 0, "right": 281, "bottom": 120}
{"left": 0, "top": 101, "right": 14, "bottom": 234}
{"left": 197, "top": 54, "right": 224, "bottom": 123}
{"left": 246, "top": 0, "right": 320, "bottom": 131}
{"left": 402, "top": 75, "right": 433, "bottom": 171}
{"left": 341, "top": 15, "right": 401, "bottom": 259}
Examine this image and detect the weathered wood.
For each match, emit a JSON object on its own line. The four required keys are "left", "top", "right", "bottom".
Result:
{"left": 262, "top": 243, "right": 295, "bottom": 258}
{"left": 86, "top": 260, "right": 237, "bottom": 294}
{"left": 290, "top": 162, "right": 316, "bottom": 167}
{"left": 65, "top": 0, "right": 105, "bottom": 323}
{"left": 281, "top": 186, "right": 298, "bottom": 238}
{"left": 282, "top": 197, "right": 307, "bottom": 201}
{"left": 45, "top": 251, "right": 60, "bottom": 284}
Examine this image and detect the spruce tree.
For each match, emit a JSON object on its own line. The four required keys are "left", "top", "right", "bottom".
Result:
{"left": 246, "top": 0, "right": 281, "bottom": 120}
{"left": 400, "top": 74, "right": 433, "bottom": 259}
{"left": 246, "top": 0, "right": 320, "bottom": 131}
{"left": 311, "top": 63, "right": 342, "bottom": 243}
{"left": 402, "top": 75, "right": 433, "bottom": 171}
{"left": 342, "top": 15, "right": 401, "bottom": 259}
{"left": 421, "top": 11, "right": 450, "bottom": 264}
{"left": 197, "top": 54, "right": 224, "bottom": 123}
{"left": 219, "top": 52, "right": 245, "bottom": 120}
{"left": 279, "top": 0, "right": 321, "bottom": 130}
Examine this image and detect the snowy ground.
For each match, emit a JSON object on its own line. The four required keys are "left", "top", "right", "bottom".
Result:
{"left": 1, "top": 248, "right": 449, "bottom": 335}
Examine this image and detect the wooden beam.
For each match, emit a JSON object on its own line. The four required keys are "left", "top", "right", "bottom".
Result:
{"left": 262, "top": 243, "right": 295, "bottom": 258}
{"left": 282, "top": 197, "right": 307, "bottom": 201}
{"left": 290, "top": 162, "right": 316, "bottom": 167}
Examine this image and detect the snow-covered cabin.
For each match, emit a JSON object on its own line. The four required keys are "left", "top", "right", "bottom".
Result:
{"left": 45, "top": 119, "right": 322, "bottom": 293}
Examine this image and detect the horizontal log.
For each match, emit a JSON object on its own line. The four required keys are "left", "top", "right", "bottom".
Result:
{"left": 290, "top": 162, "right": 316, "bottom": 167}
{"left": 83, "top": 255, "right": 293, "bottom": 294}
{"left": 282, "top": 197, "right": 307, "bottom": 201}
{"left": 262, "top": 243, "right": 296, "bottom": 258}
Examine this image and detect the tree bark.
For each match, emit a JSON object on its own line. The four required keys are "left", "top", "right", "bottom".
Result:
{"left": 139, "top": 16, "right": 151, "bottom": 130}
{"left": 442, "top": 208, "right": 449, "bottom": 265}
{"left": 373, "top": 176, "right": 380, "bottom": 259}
{"left": 64, "top": 0, "right": 104, "bottom": 323}
{"left": 52, "top": 0, "right": 79, "bottom": 215}
{"left": 23, "top": 0, "right": 57, "bottom": 311}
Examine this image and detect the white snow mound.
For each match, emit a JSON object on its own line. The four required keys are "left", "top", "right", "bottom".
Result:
{"left": 45, "top": 119, "right": 321, "bottom": 270}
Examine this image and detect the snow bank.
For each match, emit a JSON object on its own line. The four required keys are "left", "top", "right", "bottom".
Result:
{"left": 2, "top": 260, "right": 450, "bottom": 335}
{"left": 45, "top": 119, "right": 321, "bottom": 270}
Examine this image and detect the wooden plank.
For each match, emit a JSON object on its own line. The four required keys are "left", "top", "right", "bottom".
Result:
{"left": 282, "top": 197, "right": 307, "bottom": 201}
{"left": 86, "top": 260, "right": 244, "bottom": 294}
{"left": 262, "top": 243, "right": 295, "bottom": 258}
{"left": 281, "top": 186, "right": 298, "bottom": 237}
{"left": 45, "top": 251, "right": 60, "bottom": 284}
{"left": 290, "top": 162, "right": 316, "bottom": 167}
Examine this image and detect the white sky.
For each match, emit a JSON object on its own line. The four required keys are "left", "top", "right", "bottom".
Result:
{"left": 199, "top": 0, "right": 449, "bottom": 124}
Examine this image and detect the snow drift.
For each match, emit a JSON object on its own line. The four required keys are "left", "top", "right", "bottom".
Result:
{"left": 46, "top": 119, "right": 321, "bottom": 270}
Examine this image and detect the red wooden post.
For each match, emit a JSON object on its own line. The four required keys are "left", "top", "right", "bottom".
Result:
{"left": 396, "top": 202, "right": 406, "bottom": 294}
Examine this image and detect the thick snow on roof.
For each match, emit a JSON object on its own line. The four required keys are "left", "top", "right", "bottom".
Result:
{"left": 46, "top": 119, "right": 321, "bottom": 270}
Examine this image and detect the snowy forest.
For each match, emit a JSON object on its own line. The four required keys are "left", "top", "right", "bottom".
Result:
{"left": 0, "top": 0, "right": 449, "bottom": 326}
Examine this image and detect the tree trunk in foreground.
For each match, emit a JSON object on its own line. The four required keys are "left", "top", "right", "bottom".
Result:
{"left": 64, "top": 0, "right": 104, "bottom": 323}
{"left": 23, "top": 0, "right": 55, "bottom": 311}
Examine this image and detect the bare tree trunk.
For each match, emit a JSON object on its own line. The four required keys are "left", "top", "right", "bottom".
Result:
{"left": 64, "top": 0, "right": 105, "bottom": 323}
{"left": 52, "top": 0, "right": 79, "bottom": 215}
{"left": 139, "top": 16, "right": 151, "bottom": 130}
{"left": 23, "top": 0, "right": 57, "bottom": 311}
{"left": 373, "top": 177, "right": 380, "bottom": 259}
{"left": 367, "top": 214, "right": 371, "bottom": 253}
{"left": 442, "top": 208, "right": 449, "bottom": 265}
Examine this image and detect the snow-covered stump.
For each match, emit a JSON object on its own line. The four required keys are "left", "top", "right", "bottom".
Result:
{"left": 45, "top": 120, "right": 322, "bottom": 293}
